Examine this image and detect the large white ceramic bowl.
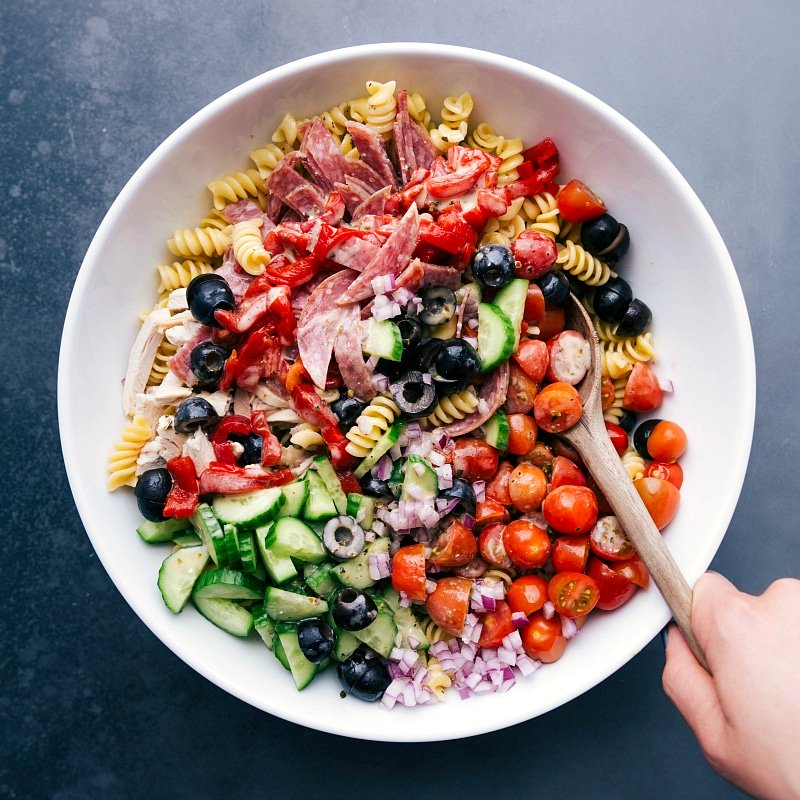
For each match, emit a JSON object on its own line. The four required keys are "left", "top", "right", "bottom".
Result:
{"left": 58, "top": 43, "right": 755, "bottom": 741}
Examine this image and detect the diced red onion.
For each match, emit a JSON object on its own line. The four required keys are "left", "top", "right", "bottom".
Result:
{"left": 462, "top": 513, "right": 475, "bottom": 530}
{"left": 497, "top": 647, "right": 516, "bottom": 666}
{"left": 658, "top": 377, "right": 675, "bottom": 393}
{"left": 542, "top": 601, "right": 555, "bottom": 620}
{"left": 473, "top": 480, "right": 486, "bottom": 501}
{"left": 365, "top": 354, "right": 380, "bottom": 371}
{"left": 368, "top": 551, "right": 391, "bottom": 580}
{"left": 560, "top": 615, "right": 579, "bottom": 640}
{"left": 427, "top": 449, "right": 446, "bottom": 467}
{"left": 511, "top": 611, "right": 529, "bottom": 628}
{"left": 425, "top": 579, "right": 437, "bottom": 594}
{"left": 371, "top": 373, "right": 389, "bottom": 391}
{"left": 405, "top": 421, "right": 422, "bottom": 440}
{"left": 422, "top": 372, "right": 432, "bottom": 385}
{"left": 412, "top": 461, "right": 426, "bottom": 476}
{"left": 373, "top": 455, "right": 392, "bottom": 481}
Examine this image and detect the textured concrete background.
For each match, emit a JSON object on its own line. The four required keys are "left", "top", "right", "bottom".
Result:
{"left": 3, "top": 1, "right": 799, "bottom": 798}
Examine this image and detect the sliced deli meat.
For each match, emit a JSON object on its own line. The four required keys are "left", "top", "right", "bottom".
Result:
{"left": 437, "top": 362, "right": 510, "bottom": 436}
{"left": 393, "top": 89, "right": 438, "bottom": 185}
{"left": 334, "top": 303, "right": 377, "bottom": 401}
{"left": 266, "top": 151, "right": 327, "bottom": 218}
{"left": 345, "top": 121, "right": 399, "bottom": 189}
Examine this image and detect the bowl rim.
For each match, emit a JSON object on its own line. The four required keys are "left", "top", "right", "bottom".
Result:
{"left": 58, "top": 42, "right": 756, "bottom": 740}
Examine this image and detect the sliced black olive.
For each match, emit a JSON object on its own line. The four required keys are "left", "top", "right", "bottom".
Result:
{"left": 331, "top": 395, "right": 367, "bottom": 431}
{"left": 581, "top": 214, "right": 630, "bottom": 264}
{"left": 332, "top": 588, "right": 378, "bottom": 631}
{"left": 416, "top": 338, "right": 444, "bottom": 371}
{"left": 593, "top": 276, "right": 633, "bottom": 323}
{"left": 567, "top": 273, "right": 587, "bottom": 300}
{"left": 418, "top": 286, "right": 457, "bottom": 327}
{"left": 189, "top": 342, "right": 228, "bottom": 387}
{"left": 633, "top": 418, "right": 663, "bottom": 459}
{"left": 186, "top": 274, "right": 235, "bottom": 327}
{"left": 389, "top": 370, "right": 438, "bottom": 418}
{"left": 297, "top": 618, "right": 335, "bottom": 664}
{"left": 439, "top": 478, "right": 477, "bottom": 517}
{"left": 618, "top": 410, "right": 638, "bottom": 434}
{"left": 228, "top": 432, "right": 263, "bottom": 466}
{"left": 323, "top": 516, "right": 366, "bottom": 560}
{"left": 359, "top": 474, "right": 394, "bottom": 498}
{"left": 535, "top": 270, "right": 571, "bottom": 307}
{"left": 174, "top": 396, "right": 219, "bottom": 434}
{"left": 337, "top": 646, "right": 391, "bottom": 701}
{"left": 471, "top": 244, "right": 516, "bottom": 288}
{"left": 396, "top": 316, "right": 424, "bottom": 350}
{"left": 134, "top": 468, "right": 173, "bottom": 521}
{"left": 431, "top": 339, "right": 481, "bottom": 386}
{"left": 616, "top": 298, "right": 652, "bottom": 337}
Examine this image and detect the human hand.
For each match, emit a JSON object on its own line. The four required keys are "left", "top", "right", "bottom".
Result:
{"left": 663, "top": 572, "right": 800, "bottom": 799}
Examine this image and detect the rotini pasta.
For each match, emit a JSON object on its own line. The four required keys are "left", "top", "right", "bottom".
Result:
{"left": 344, "top": 396, "right": 401, "bottom": 458}
{"left": 557, "top": 215, "right": 582, "bottom": 244}
{"left": 199, "top": 208, "right": 232, "bottom": 231}
{"left": 555, "top": 240, "right": 616, "bottom": 286}
{"left": 107, "top": 416, "right": 153, "bottom": 491}
{"left": 207, "top": 169, "right": 265, "bottom": 211}
{"left": 425, "top": 387, "right": 479, "bottom": 427}
{"left": 167, "top": 225, "right": 232, "bottom": 259}
{"left": 365, "top": 80, "right": 397, "bottom": 141}
{"left": 250, "top": 142, "right": 290, "bottom": 180}
{"left": 406, "top": 91, "right": 431, "bottom": 129}
{"left": 430, "top": 93, "right": 473, "bottom": 153}
{"left": 620, "top": 446, "right": 646, "bottom": 481}
{"left": 156, "top": 260, "right": 214, "bottom": 294}
{"left": 424, "top": 656, "right": 452, "bottom": 701}
{"left": 482, "top": 568, "right": 514, "bottom": 588}
{"left": 524, "top": 192, "right": 561, "bottom": 239}
{"left": 418, "top": 615, "right": 452, "bottom": 645}
{"left": 603, "top": 375, "right": 628, "bottom": 425}
{"left": 271, "top": 111, "right": 304, "bottom": 149}
{"left": 231, "top": 218, "right": 270, "bottom": 276}
{"left": 494, "top": 137, "right": 525, "bottom": 186}
{"left": 600, "top": 333, "right": 657, "bottom": 378}
{"left": 289, "top": 423, "right": 325, "bottom": 450}
{"left": 148, "top": 339, "right": 177, "bottom": 387}
{"left": 466, "top": 122, "right": 504, "bottom": 153}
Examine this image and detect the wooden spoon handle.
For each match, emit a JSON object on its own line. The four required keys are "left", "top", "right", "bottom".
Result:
{"left": 567, "top": 420, "right": 709, "bottom": 671}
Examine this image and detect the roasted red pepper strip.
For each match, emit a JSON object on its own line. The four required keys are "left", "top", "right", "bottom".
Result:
{"left": 338, "top": 471, "right": 362, "bottom": 496}
{"left": 263, "top": 254, "right": 322, "bottom": 288}
{"left": 163, "top": 455, "right": 199, "bottom": 518}
{"left": 210, "top": 415, "right": 251, "bottom": 444}
{"left": 219, "top": 326, "right": 281, "bottom": 392}
{"left": 523, "top": 136, "right": 560, "bottom": 170}
{"left": 215, "top": 285, "right": 295, "bottom": 344}
{"left": 198, "top": 462, "right": 293, "bottom": 494}
{"left": 283, "top": 358, "right": 308, "bottom": 393}
{"left": 250, "top": 410, "right": 282, "bottom": 467}
{"left": 290, "top": 382, "right": 355, "bottom": 471}
{"left": 506, "top": 163, "right": 560, "bottom": 200}
{"left": 418, "top": 218, "right": 470, "bottom": 255}
{"left": 211, "top": 441, "right": 239, "bottom": 465}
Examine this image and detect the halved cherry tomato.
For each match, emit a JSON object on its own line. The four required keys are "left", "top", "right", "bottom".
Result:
{"left": 557, "top": 179, "right": 606, "bottom": 222}
{"left": 644, "top": 461, "right": 684, "bottom": 489}
{"left": 425, "top": 576, "right": 473, "bottom": 636}
{"left": 523, "top": 283, "right": 546, "bottom": 324}
{"left": 507, "top": 575, "right": 549, "bottom": 616}
{"left": 548, "top": 572, "right": 599, "bottom": 618}
{"left": 512, "top": 230, "right": 557, "bottom": 279}
{"left": 647, "top": 420, "right": 687, "bottom": 462}
{"left": 530, "top": 304, "right": 566, "bottom": 341}
{"left": 486, "top": 461, "right": 513, "bottom": 505}
{"left": 550, "top": 455, "right": 587, "bottom": 490}
{"left": 586, "top": 558, "right": 637, "bottom": 610}
{"left": 622, "top": 362, "right": 663, "bottom": 412}
{"left": 513, "top": 339, "right": 549, "bottom": 384}
{"left": 552, "top": 535, "right": 590, "bottom": 573}
{"left": 605, "top": 421, "right": 629, "bottom": 456}
{"left": 508, "top": 463, "right": 548, "bottom": 513}
{"left": 542, "top": 485, "right": 599, "bottom": 535}
{"left": 533, "top": 381, "right": 582, "bottom": 433}
{"left": 429, "top": 520, "right": 478, "bottom": 568}
{"left": 505, "top": 362, "right": 538, "bottom": 414}
{"left": 478, "top": 522, "right": 515, "bottom": 570}
{"left": 391, "top": 544, "right": 427, "bottom": 602}
{"left": 600, "top": 377, "right": 616, "bottom": 411}
{"left": 477, "top": 600, "right": 517, "bottom": 648}
{"left": 474, "top": 498, "right": 511, "bottom": 528}
{"left": 589, "top": 515, "right": 635, "bottom": 561}
{"left": 451, "top": 437, "right": 499, "bottom": 481}
{"left": 611, "top": 556, "right": 650, "bottom": 589}
{"left": 502, "top": 519, "right": 552, "bottom": 569}
{"left": 634, "top": 477, "right": 680, "bottom": 530}
{"left": 521, "top": 612, "right": 567, "bottom": 662}
{"left": 507, "top": 414, "right": 538, "bottom": 456}
{"left": 524, "top": 441, "right": 556, "bottom": 472}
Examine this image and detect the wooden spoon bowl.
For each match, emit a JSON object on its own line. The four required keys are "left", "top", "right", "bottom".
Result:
{"left": 560, "top": 294, "right": 708, "bottom": 670}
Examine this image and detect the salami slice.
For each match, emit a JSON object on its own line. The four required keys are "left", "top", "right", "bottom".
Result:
{"left": 393, "top": 89, "right": 437, "bottom": 185}
{"left": 418, "top": 263, "right": 462, "bottom": 290}
{"left": 334, "top": 303, "right": 376, "bottom": 401}
{"left": 301, "top": 119, "right": 346, "bottom": 190}
{"left": 352, "top": 186, "right": 391, "bottom": 221}
{"left": 267, "top": 151, "right": 327, "bottom": 218}
{"left": 297, "top": 269, "right": 358, "bottom": 389}
{"left": 337, "top": 204, "right": 420, "bottom": 305}
{"left": 438, "top": 362, "right": 510, "bottom": 436}
{"left": 345, "top": 121, "right": 399, "bottom": 189}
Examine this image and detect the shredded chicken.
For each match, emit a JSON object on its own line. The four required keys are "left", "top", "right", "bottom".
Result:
{"left": 122, "top": 308, "right": 171, "bottom": 416}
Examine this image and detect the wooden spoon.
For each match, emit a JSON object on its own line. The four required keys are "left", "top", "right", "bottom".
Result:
{"left": 559, "top": 294, "right": 709, "bottom": 671}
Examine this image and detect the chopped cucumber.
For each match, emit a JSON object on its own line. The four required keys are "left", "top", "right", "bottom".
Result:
{"left": 304, "top": 563, "right": 342, "bottom": 599}
{"left": 255, "top": 523, "right": 298, "bottom": 584}
{"left": 252, "top": 605, "right": 276, "bottom": 650}
{"left": 312, "top": 456, "right": 349, "bottom": 515}
{"left": 217, "top": 524, "right": 242, "bottom": 569}
{"left": 362, "top": 318, "right": 403, "bottom": 362}
{"left": 277, "top": 479, "right": 309, "bottom": 518}
{"left": 331, "top": 536, "right": 390, "bottom": 589}
{"left": 303, "top": 469, "right": 338, "bottom": 521}
{"left": 332, "top": 628, "right": 361, "bottom": 662}
{"left": 265, "top": 517, "right": 327, "bottom": 564}
{"left": 192, "top": 595, "right": 254, "bottom": 637}
{"left": 477, "top": 302, "right": 516, "bottom": 373}
{"left": 172, "top": 531, "right": 203, "bottom": 548}
{"left": 492, "top": 278, "right": 529, "bottom": 351}
{"left": 157, "top": 545, "right": 210, "bottom": 613}
{"left": 346, "top": 493, "right": 375, "bottom": 530}
{"left": 211, "top": 487, "right": 285, "bottom": 528}
{"left": 136, "top": 517, "right": 191, "bottom": 544}
{"left": 401, "top": 454, "right": 438, "bottom": 501}
{"left": 483, "top": 410, "right": 510, "bottom": 450}
{"left": 353, "top": 419, "right": 406, "bottom": 479}
{"left": 352, "top": 611, "right": 398, "bottom": 658}
{"left": 263, "top": 587, "right": 329, "bottom": 621}
{"left": 273, "top": 629, "right": 291, "bottom": 669}
{"left": 191, "top": 504, "right": 225, "bottom": 564}
{"left": 274, "top": 623, "right": 319, "bottom": 689}
{"left": 192, "top": 568, "right": 264, "bottom": 601}
{"left": 235, "top": 529, "right": 259, "bottom": 574}
{"left": 383, "top": 587, "right": 430, "bottom": 650}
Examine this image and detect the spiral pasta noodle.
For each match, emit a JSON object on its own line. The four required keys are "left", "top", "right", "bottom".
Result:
{"left": 406, "top": 91, "right": 431, "bottom": 129}
{"left": 424, "top": 656, "right": 452, "bottom": 701}
{"left": 524, "top": 193, "right": 561, "bottom": 239}
{"left": 494, "top": 137, "right": 525, "bottom": 186}
{"left": 467, "top": 122, "right": 504, "bottom": 153}
{"left": 365, "top": 80, "right": 397, "bottom": 141}
{"left": 603, "top": 375, "right": 628, "bottom": 425}
{"left": 620, "top": 446, "right": 646, "bottom": 481}
{"left": 271, "top": 112, "right": 304, "bottom": 149}
{"left": 418, "top": 615, "right": 452, "bottom": 645}
{"left": 156, "top": 260, "right": 214, "bottom": 294}
{"left": 231, "top": 218, "right": 270, "bottom": 276}
{"left": 344, "top": 396, "right": 401, "bottom": 458}
{"left": 207, "top": 169, "right": 265, "bottom": 211}
{"left": 425, "top": 388, "right": 479, "bottom": 428}
{"left": 107, "top": 416, "right": 153, "bottom": 491}
{"left": 168, "top": 225, "right": 232, "bottom": 259}
{"left": 148, "top": 339, "right": 177, "bottom": 387}
{"left": 600, "top": 333, "right": 657, "bottom": 378}
{"left": 555, "top": 240, "right": 616, "bottom": 286}
{"left": 250, "top": 142, "right": 290, "bottom": 180}
{"left": 199, "top": 209, "right": 232, "bottom": 231}
{"left": 482, "top": 568, "right": 514, "bottom": 589}
{"left": 289, "top": 423, "right": 325, "bottom": 450}
{"left": 430, "top": 93, "right": 473, "bottom": 153}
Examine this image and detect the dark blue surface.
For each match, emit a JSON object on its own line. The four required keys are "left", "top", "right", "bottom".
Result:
{"left": 3, "top": 2, "right": 799, "bottom": 798}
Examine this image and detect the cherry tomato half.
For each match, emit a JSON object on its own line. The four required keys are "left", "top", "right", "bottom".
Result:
{"left": 507, "top": 414, "right": 539, "bottom": 456}
{"left": 474, "top": 498, "right": 511, "bottom": 528}
{"left": 586, "top": 558, "right": 637, "bottom": 610}
{"left": 644, "top": 461, "right": 684, "bottom": 489}
{"left": 391, "top": 543, "right": 427, "bottom": 602}
{"left": 530, "top": 304, "right": 566, "bottom": 341}
{"left": 548, "top": 571, "right": 600, "bottom": 618}
{"left": 503, "top": 519, "right": 552, "bottom": 569}
{"left": 533, "top": 381, "right": 583, "bottom": 433}
{"left": 550, "top": 455, "right": 587, "bottom": 490}
{"left": 521, "top": 612, "right": 567, "bottom": 662}
{"left": 478, "top": 522, "right": 515, "bottom": 570}
{"left": 605, "top": 421, "right": 629, "bottom": 456}
{"left": 622, "top": 362, "right": 663, "bottom": 413}
{"left": 542, "top": 485, "right": 599, "bottom": 535}
{"left": 634, "top": 477, "right": 681, "bottom": 530}
{"left": 611, "top": 556, "right": 650, "bottom": 589}
{"left": 600, "top": 377, "right": 616, "bottom": 411}
{"left": 505, "top": 362, "right": 539, "bottom": 415}
{"left": 589, "top": 515, "right": 635, "bottom": 561}
{"left": 523, "top": 283, "right": 546, "bottom": 324}
{"left": 452, "top": 437, "right": 499, "bottom": 481}
{"left": 425, "top": 577, "right": 474, "bottom": 636}
{"left": 429, "top": 519, "right": 478, "bottom": 568}
{"left": 477, "top": 600, "right": 517, "bottom": 648}
{"left": 557, "top": 179, "right": 607, "bottom": 222}
{"left": 507, "top": 575, "right": 549, "bottom": 616}
{"left": 524, "top": 442, "right": 555, "bottom": 473}
{"left": 552, "top": 535, "right": 590, "bottom": 573}
{"left": 509, "top": 462, "right": 548, "bottom": 513}
{"left": 513, "top": 339, "right": 549, "bottom": 384}
{"left": 486, "top": 461, "right": 514, "bottom": 505}
{"left": 647, "top": 420, "right": 687, "bottom": 463}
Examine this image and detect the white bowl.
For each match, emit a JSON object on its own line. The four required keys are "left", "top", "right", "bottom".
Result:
{"left": 58, "top": 43, "right": 755, "bottom": 741}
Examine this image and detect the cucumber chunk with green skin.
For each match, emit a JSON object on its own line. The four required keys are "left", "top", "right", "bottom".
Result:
{"left": 263, "top": 587, "right": 329, "bottom": 621}
{"left": 191, "top": 504, "right": 225, "bottom": 564}
{"left": 492, "top": 278, "right": 529, "bottom": 351}
{"left": 171, "top": 531, "right": 203, "bottom": 548}
{"left": 312, "top": 456, "right": 349, "bottom": 515}
{"left": 304, "top": 563, "right": 342, "bottom": 599}
{"left": 192, "top": 595, "right": 254, "bottom": 637}
{"left": 401, "top": 454, "right": 439, "bottom": 501}
{"left": 157, "top": 545, "right": 210, "bottom": 613}
{"left": 265, "top": 517, "right": 327, "bottom": 563}
{"left": 382, "top": 587, "right": 431, "bottom": 650}
{"left": 362, "top": 318, "right": 404, "bottom": 362}
{"left": 332, "top": 628, "right": 361, "bottom": 662}
{"left": 346, "top": 493, "right": 375, "bottom": 530}
{"left": 235, "top": 529, "right": 259, "bottom": 574}
{"left": 137, "top": 517, "right": 191, "bottom": 544}
{"left": 303, "top": 470, "right": 338, "bottom": 521}
{"left": 217, "top": 524, "right": 243, "bottom": 569}
{"left": 272, "top": 630, "right": 291, "bottom": 669}
{"left": 277, "top": 479, "right": 309, "bottom": 518}
{"left": 192, "top": 568, "right": 264, "bottom": 601}
{"left": 353, "top": 419, "right": 406, "bottom": 479}
{"left": 477, "top": 302, "right": 516, "bottom": 373}
{"left": 483, "top": 410, "right": 510, "bottom": 450}
{"left": 331, "top": 536, "right": 390, "bottom": 589}
{"left": 211, "top": 487, "right": 285, "bottom": 527}
{"left": 352, "top": 611, "right": 398, "bottom": 658}
{"left": 255, "top": 523, "right": 298, "bottom": 584}
{"left": 274, "top": 623, "right": 319, "bottom": 689}
{"left": 252, "top": 605, "right": 276, "bottom": 650}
